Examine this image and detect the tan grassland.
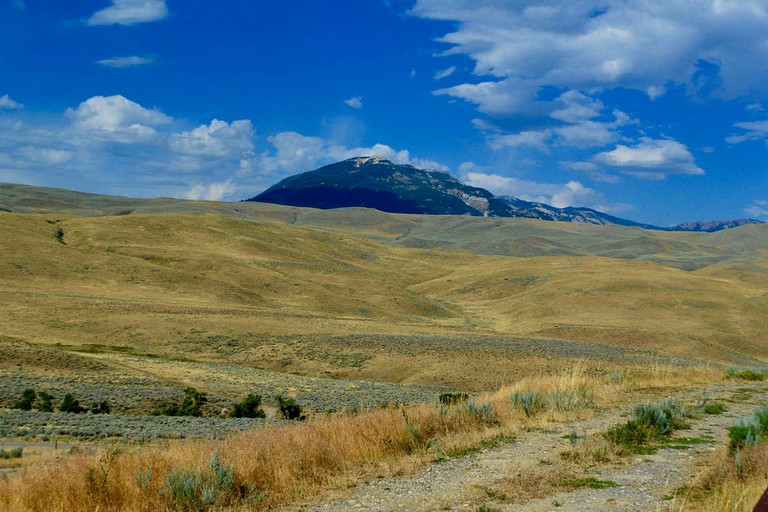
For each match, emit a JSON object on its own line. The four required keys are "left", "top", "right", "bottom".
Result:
{"left": 1, "top": 185, "right": 767, "bottom": 511}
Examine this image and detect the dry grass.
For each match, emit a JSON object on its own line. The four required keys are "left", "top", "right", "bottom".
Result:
{"left": 1, "top": 212, "right": 762, "bottom": 393}
{"left": 0, "top": 364, "right": 683, "bottom": 512}
{"left": 671, "top": 442, "right": 768, "bottom": 512}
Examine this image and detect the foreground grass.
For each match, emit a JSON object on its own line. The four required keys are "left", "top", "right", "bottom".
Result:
{"left": 674, "top": 404, "right": 768, "bottom": 512}
{"left": 0, "top": 365, "right": 723, "bottom": 511}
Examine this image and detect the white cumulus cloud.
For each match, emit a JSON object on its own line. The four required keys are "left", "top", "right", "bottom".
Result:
{"left": 171, "top": 119, "right": 254, "bottom": 157}
{"left": 88, "top": 0, "right": 168, "bottom": 26}
{"left": 67, "top": 95, "right": 171, "bottom": 136}
{"left": 413, "top": 0, "right": 768, "bottom": 113}
{"left": 594, "top": 138, "right": 705, "bottom": 179}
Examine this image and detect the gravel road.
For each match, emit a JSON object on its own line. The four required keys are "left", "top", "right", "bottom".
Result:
{"left": 291, "top": 381, "right": 768, "bottom": 512}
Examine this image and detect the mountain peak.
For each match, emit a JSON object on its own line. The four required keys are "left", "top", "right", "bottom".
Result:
{"left": 348, "top": 155, "right": 392, "bottom": 167}
{"left": 247, "top": 158, "right": 762, "bottom": 231}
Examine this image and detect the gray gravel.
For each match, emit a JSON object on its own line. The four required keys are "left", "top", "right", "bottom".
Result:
{"left": 296, "top": 381, "right": 768, "bottom": 512}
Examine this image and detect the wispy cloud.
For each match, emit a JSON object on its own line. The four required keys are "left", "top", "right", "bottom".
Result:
{"left": 434, "top": 66, "right": 456, "bottom": 80}
{"left": 744, "top": 200, "right": 768, "bottom": 219}
{"left": 726, "top": 120, "right": 768, "bottom": 144}
{"left": 460, "top": 162, "right": 630, "bottom": 213}
{"left": 88, "top": 0, "right": 168, "bottom": 26}
{"left": 344, "top": 96, "right": 363, "bottom": 109}
{"left": 97, "top": 55, "right": 156, "bottom": 68}
{"left": 0, "top": 94, "right": 23, "bottom": 110}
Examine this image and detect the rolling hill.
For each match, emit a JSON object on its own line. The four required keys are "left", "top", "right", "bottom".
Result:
{"left": 1, "top": 182, "right": 767, "bottom": 390}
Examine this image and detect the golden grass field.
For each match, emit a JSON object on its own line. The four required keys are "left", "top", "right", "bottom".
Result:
{"left": 1, "top": 183, "right": 768, "bottom": 511}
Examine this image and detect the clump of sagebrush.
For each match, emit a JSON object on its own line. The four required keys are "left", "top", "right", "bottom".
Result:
{"left": 728, "top": 405, "right": 768, "bottom": 453}
{"left": 604, "top": 399, "right": 689, "bottom": 451}
{"left": 509, "top": 390, "right": 545, "bottom": 417}
{"left": 726, "top": 367, "right": 766, "bottom": 381}
{"left": 165, "top": 451, "right": 258, "bottom": 511}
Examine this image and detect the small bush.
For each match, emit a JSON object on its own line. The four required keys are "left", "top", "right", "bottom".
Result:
{"left": 509, "top": 390, "right": 545, "bottom": 417}
{"left": 605, "top": 399, "right": 688, "bottom": 451}
{"left": 563, "top": 477, "right": 618, "bottom": 489}
{"left": 90, "top": 401, "right": 111, "bottom": 414}
{"left": 439, "top": 392, "right": 469, "bottom": 405}
{"left": 59, "top": 393, "right": 85, "bottom": 414}
{"left": 466, "top": 399, "right": 497, "bottom": 426}
{"left": 631, "top": 399, "right": 688, "bottom": 434}
{"left": 13, "top": 388, "right": 36, "bottom": 411}
{"left": 38, "top": 392, "right": 54, "bottom": 412}
{"left": 159, "top": 388, "right": 208, "bottom": 417}
{"left": 702, "top": 403, "right": 726, "bottom": 415}
{"left": 729, "top": 406, "right": 768, "bottom": 452}
{"left": 0, "top": 447, "right": 23, "bottom": 459}
{"left": 166, "top": 452, "right": 245, "bottom": 511}
{"left": 726, "top": 368, "right": 766, "bottom": 381}
{"left": 230, "top": 394, "right": 265, "bottom": 419}
{"left": 275, "top": 395, "right": 304, "bottom": 421}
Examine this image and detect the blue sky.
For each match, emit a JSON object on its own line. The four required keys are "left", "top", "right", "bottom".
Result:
{"left": 1, "top": 0, "right": 767, "bottom": 225}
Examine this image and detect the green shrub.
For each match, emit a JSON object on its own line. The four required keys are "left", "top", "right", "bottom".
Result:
{"left": 702, "top": 403, "right": 726, "bottom": 415}
{"left": 275, "top": 395, "right": 304, "bottom": 421}
{"left": 90, "top": 401, "right": 111, "bottom": 414}
{"left": 165, "top": 452, "right": 238, "bottom": 511}
{"left": 38, "top": 391, "right": 54, "bottom": 412}
{"left": 13, "top": 388, "right": 36, "bottom": 410}
{"left": 439, "top": 392, "right": 469, "bottom": 405}
{"left": 605, "top": 399, "right": 688, "bottom": 451}
{"left": 631, "top": 400, "right": 688, "bottom": 434}
{"left": 726, "top": 368, "right": 766, "bottom": 381}
{"left": 563, "top": 477, "right": 618, "bottom": 489}
{"left": 466, "top": 399, "right": 497, "bottom": 426}
{"left": 230, "top": 394, "right": 265, "bottom": 419}
{"left": 605, "top": 420, "right": 658, "bottom": 447}
{"left": 59, "top": 393, "right": 85, "bottom": 414}
{"left": 729, "top": 406, "right": 768, "bottom": 452}
{"left": 509, "top": 390, "right": 545, "bottom": 417}
{"left": 159, "top": 388, "right": 208, "bottom": 417}
{"left": 0, "top": 447, "right": 23, "bottom": 459}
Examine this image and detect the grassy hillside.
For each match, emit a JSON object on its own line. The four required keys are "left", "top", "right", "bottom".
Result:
{"left": 1, "top": 187, "right": 767, "bottom": 394}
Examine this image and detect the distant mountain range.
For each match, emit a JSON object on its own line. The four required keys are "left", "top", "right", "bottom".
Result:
{"left": 248, "top": 156, "right": 763, "bottom": 232}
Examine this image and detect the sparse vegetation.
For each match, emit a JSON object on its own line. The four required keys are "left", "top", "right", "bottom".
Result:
{"left": 726, "top": 368, "right": 766, "bottom": 381}
{"left": 0, "top": 448, "right": 23, "bottom": 460}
